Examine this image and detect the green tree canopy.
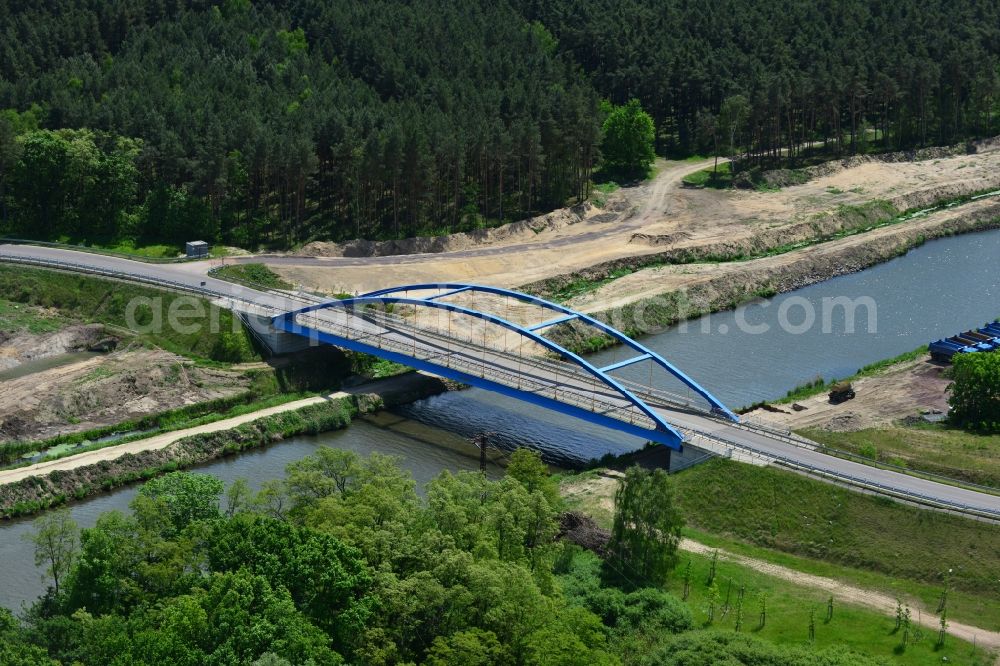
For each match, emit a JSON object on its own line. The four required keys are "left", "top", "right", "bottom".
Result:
{"left": 0, "top": 608, "right": 52, "bottom": 666}
{"left": 206, "top": 514, "right": 374, "bottom": 645}
{"left": 605, "top": 466, "right": 684, "bottom": 588}
{"left": 71, "top": 571, "right": 344, "bottom": 666}
{"left": 9, "top": 447, "right": 897, "bottom": 665}
{"left": 134, "top": 471, "right": 224, "bottom": 535}
{"left": 505, "top": 447, "right": 561, "bottom": 510}
{"left": 3, "top": 0, "right": 1000, "bottom": 248}
{"left": 948, "top": 352, "right": 1000, "bottom": 432}
{"left": 424, "top": 628, "right": 504, "bottom": 666}
{"left": 600, "top": 99, "right": 655, "bottom": 179}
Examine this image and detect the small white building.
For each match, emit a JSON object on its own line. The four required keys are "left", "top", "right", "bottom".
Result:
{"left": 185, "top": 240, "right": 209, "bottom": 258}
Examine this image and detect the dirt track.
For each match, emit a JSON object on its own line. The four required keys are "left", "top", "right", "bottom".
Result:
{"left": 0, "top": 371, "right": 450, "bottom": 487}
{"left": 562, "top": 472, "right": 1000, "bottom": 656}
{"left": 681, "top": 537, "right": 1000, "bottom": 655}
{"left": 0, "top": 392, "right": 342, "bottom": 486}
{"left": 261, "top": 157, "right": 703, "bottom": 294}
{"left": 260, "top": 144, "right": 1000, "bottom": 309}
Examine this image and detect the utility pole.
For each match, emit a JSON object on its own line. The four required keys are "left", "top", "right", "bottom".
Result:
{"left": 471, "top": 431, "right": 497, "bottom": 472}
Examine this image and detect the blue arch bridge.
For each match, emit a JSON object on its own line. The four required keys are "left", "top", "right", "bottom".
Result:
{"left": 3, "top": 242, "right": 998, "bottom": 518}
{"left": 272, "top": 283, "right": 737, "bottom": 450}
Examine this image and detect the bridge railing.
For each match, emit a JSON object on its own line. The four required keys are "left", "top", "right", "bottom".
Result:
{"left": 299, "top": 301, "right": 716, "bottom": 414}
{"left": 295, "top": 308, "right": 655, "bottom": 429}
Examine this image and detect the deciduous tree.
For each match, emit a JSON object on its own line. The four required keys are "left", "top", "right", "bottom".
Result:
{"left": 948, "top": 352, "right": 1000, "bottom": 432}
{"left": 604, "top": 466, "right": 683, "bottom": 588}
{"left": 600, "top": 99, "right": 656, "bottom": 179}
{"left": 24, "top": 508, "right": 78, "bottom": 596}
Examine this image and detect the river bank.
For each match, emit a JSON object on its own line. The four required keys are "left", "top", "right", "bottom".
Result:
{"left": 0, "top": 414, "right": 508, "bottom": 612}
{"left": 742, "top": 348, "right": 947, "bottom": 432}
{"left": 547, "top": 198, "right": 1000, "bottom": 353}
{"left": 0, "top": 372, "right": 451, "bottom": 519}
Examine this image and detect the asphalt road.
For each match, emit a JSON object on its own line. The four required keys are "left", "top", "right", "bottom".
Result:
{"left": 3, "top": 242, "right": 999, "bottom": 518}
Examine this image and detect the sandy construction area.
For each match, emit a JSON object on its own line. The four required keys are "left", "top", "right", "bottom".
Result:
{"left": 565, "top": 195, "right": 1000, "bottom": 315}
{"left": 742, "top": 355, "right": 952, "bottom": 433}
{"left": 265, "top": 145, "right": 1000, "bottom": 304}
{"left": 0, "top": 347, "right": 250, "bottom": 443}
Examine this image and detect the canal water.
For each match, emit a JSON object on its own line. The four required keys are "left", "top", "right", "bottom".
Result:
{"left": 0, "top": 351, "right": 102, "bottom": 382}
{"left": 3, "top": 227, "right": 999, "bottom": 611}
{"left": 402, "top": 226, "right": 1000, "bottom": 437}
{"left": 0, "top": 415, "right": 504, "bottom": 612}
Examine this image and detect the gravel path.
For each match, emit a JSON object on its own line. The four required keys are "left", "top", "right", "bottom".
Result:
{"left": 0, "top": 393, "right": 343, "bottom": 486}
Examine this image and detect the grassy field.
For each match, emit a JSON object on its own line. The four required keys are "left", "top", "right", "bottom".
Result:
{"left": 0, "top": 265, "right": 259, "bottom": 362}
{"left": 681, "top": 160, "right": 732, "bottom": 188}
{"left": 805, "top": 423, "right": 1000, "bottom": 488}
{"left": 669, "top": 460, "right": 1000, "bottom": 604}
{"left": 210, "top": 263, "right": 293, "bottom": 290}
{"left": 680, "top": 526, "right": 1000, "bottom": 635}
{"left": 0, "top": 298, "right": 67, "bottom": 334}
{"left": 660, "top": 549, "right": 986, "bottom": 665}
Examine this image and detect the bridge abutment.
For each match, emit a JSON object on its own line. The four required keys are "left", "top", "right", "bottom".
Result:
{"left": 239, "top": 310, "right": 312, "bottom": 355}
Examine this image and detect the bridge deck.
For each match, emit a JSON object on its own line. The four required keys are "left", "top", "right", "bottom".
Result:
{"left": 2, "top": 243, "right": 999, "bottom": 519}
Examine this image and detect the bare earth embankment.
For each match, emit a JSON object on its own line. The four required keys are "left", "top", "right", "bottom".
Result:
{"left": 0, "top": 372, "right": 448, "bottom": 517}
{"left": 565, "top": 196, "right": 1000, "bottom": 316}
{"left": 258, "top": 142, "right": 1000, "bottom": 309}
{"left": 0, "top": 343, "right": 251, "bottom": 444}
{"left": 0, "top": 392, "right": 338, "bottom": 486}
{"left": 743, "top": 354, "right": 951, "bottom": 433}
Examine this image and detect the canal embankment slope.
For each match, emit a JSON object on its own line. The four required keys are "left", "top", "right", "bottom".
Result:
{"left": 547, "top": 196, "right": 1000, "bottom": 349}
{"left": 0, "top": 371, "right": 450, "bottom": 518}
{"left": 258, "top": 139, "right": 1000, "bottom": 302}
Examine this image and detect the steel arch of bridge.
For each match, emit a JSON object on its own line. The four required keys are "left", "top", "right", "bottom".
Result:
{"left": 273, "top": 283, "right": 736, "bottom": 450}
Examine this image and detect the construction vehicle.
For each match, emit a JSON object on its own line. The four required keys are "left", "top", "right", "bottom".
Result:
{"left": 828, "top": 381, "right": 855, "bottom": 404}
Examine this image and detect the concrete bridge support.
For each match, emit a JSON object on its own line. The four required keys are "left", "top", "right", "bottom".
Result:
{"left": 238, "top": 310, "right": 312, "bottom": 355}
